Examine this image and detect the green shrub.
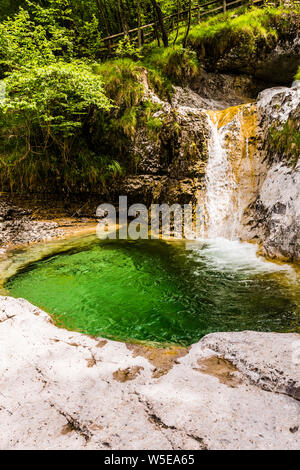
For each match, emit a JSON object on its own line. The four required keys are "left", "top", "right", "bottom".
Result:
{"left": 116, "top": 36, "right": 142, "bottom": 60}
{"left": 94, "top": 59, "right": 144, "bottom": 110}
{"left": 93, "top": 58, "right": 145, "bottom": 144}
{"left": 0, "top": 62, "right": 116, "bottom": 192}
{"left": 0, "top": 4, "right": 73, "bottom": 76}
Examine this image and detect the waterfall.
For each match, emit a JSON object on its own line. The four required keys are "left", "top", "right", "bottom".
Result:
{"left": 203, "top": 105, "right": 258, "bottom": 240}
{"left": 205, "top": 112, "right": 239, "bottom": 240}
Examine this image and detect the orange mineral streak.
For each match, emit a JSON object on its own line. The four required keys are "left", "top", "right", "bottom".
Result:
{"left": 209, "top": 103, "right": 259, "bottom": 184}
{"left": 204, "top": 103, "right": 262, "bottom": 238}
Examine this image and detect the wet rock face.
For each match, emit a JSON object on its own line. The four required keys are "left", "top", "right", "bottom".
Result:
{"left": 243, "top": 83, "right": 300, "bottom": 261}
{"left": 208, "top": 36, "right": 300, "bottom": 85}
{"left": 190, "top": 71, "right": 268, "bottom": 109}
{"left": 121, "top": 103, "right": 209, "bottom": 206}
{"left": 198, "top": 13, "right": 300, "bottom": 85}
{"left": 257, "top": 83, "right": 300, "bottom": 128}
{"left": 254, "top": 38, "right": 300, "bottom": 84}
{"left": 254, "top": 163, "right": 300, "bottom": 261}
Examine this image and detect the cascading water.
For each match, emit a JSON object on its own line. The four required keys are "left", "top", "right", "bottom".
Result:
{"left": 203, "top": 105, "right": 259, "bottom": 241}
{"left": 205, "top": 113, "right": 239, "bottom": 239}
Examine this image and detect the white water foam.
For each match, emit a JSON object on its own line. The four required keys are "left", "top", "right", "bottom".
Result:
{"left": 190, "top": 238, "right": 292, "bottom": 275}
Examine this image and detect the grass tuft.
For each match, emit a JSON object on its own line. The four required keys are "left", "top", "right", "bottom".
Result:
{"left": 186, "top": 6, "right": 284, "bottom": 58}
{"left": 94, "top": 59, "right": 144, "bottom": 109}
{"left": 142, "top": 45, "right": 199, "bottom": 86}
{"left": 269, "top": 118, "right": 300, "bottom": 167}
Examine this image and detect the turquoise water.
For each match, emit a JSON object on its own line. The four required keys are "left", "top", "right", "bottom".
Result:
{"left": 5, "top": 236, "right": 300, "bottom": 346}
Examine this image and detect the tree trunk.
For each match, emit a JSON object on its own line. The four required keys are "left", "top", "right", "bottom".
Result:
{"left": 173, "top": 0, "right": 181, "bottom": 47}
{"left": 96, "top": 0, "right": 111, "bottom": 50}
{"left": 150, "top": 0, "right": 168, "bottom": 48}
{"left": 183, "top": 0, "right": 192, "bottom": 48}
{"left": 137, "top": 0, "right": 142, "bottom": 48}
{"left": 197, "top": 0, "right": 201, "bottom": 24}
{"left": 118, "top": 0, "right": 129, "bottom": 36}
{"left": 153, "top": 23, "right": 160, "bottom": 47}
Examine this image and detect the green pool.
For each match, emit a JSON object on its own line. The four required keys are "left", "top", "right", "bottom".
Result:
{"left": 5, "top": 236, "right": 300, "bottom": 346}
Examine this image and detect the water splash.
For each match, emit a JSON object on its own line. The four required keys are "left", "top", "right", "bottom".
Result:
{"left": 190, "top": 237, "right": 291, "bottom": 275}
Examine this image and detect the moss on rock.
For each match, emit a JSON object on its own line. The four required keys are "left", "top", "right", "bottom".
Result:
{"left": 269, "top": 118, "right": 300, "bottom": 167}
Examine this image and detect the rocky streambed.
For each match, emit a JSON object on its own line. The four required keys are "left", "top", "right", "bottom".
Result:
{"left": 0, "top": 197, "right": 99, "bottom": 255}
{"left": 0, "top": 296, "right": 299, "bottom": 450}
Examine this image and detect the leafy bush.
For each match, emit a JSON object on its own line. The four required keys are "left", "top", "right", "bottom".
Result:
{"left": 73, "top": 14, "right": 103, "bottom": 59}
{"left": 0, "top": 9, "right": 56, "bottom": 75}
{"left": 0, "top": 62, "right": 116, "bottom": 192}
{"left": 116, "top": 36, "right": 142, "bottom": 60}
{"left": 4, "top": 62, "right": 111, "bottom": 135}
{"left": 0, "top": 0, "right": 105, "bottom": 77}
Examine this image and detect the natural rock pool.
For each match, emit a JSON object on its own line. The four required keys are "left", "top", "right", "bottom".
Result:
{"left": 3, "top": 235, "right": 300, "bottom": 346}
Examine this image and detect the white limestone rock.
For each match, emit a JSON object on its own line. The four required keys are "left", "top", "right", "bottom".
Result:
{"left": 0, "top": 296, "right": 299, "bottom": 450}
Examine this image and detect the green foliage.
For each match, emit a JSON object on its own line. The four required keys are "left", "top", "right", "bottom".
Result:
{"left": 0, "top": 62, "right": 115, "bottom": 192}
{"left": 295, "top": 66, "right": 300, "bottom": 81}
{"left": 91, "top": 59, "right": 145, "bottom": 173}
{"left": 116, "top": 36, "right": 143, "bottom": 60}
{"left": 3, "top": 62, "right": 111, "bottom": 134}
{"left": 269, "top": 119, "right": 300, "bottom": 167}
{"left": 0, "top": 7, "right": 65, "bottom": 75}
{"left": 94, "top": 59, "right": 144, "bottom": 111}
{"left": 0, "top": 1, "right": 299, "bottom": 194}
{"left": 186, "top": 6, "right": 283, "bottom": 58}
{"left": 73, "top": 14, "right": 103, "bottom": 59}
{"left": 94, "top": 59, "right": 164, "bottom": 153}
{"left": 143, "top": 45, "right": 199, "bottom": 85}
{"left": 146, "top": 116, "right": 163, "bottom": 140}
{"left": 0, "top": 0, "right": 105, "bottom": 76}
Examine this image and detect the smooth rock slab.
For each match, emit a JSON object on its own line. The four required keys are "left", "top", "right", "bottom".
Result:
{"left": 0, "top": 296, "right": 299, "bottom": 450}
